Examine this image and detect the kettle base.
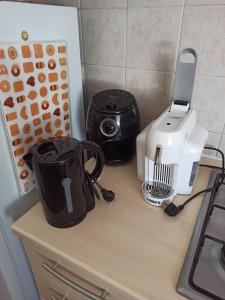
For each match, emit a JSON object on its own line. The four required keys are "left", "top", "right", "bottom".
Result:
{"left": 45, "top": 211, "right": 87, "bottom": 228}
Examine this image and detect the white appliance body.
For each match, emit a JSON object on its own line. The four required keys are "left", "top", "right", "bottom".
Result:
{"left": 137, "top": 104, "right": 208, "bottom": 206}
{"left": 0, "top": 2, "right": 84, "bottom": 300}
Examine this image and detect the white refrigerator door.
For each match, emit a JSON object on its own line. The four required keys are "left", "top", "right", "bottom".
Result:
{"left": 0, "top": 221, "right": 22, "bottom": 300}
{"left": 0, "top": 2, "right": 85, "bottom": 300}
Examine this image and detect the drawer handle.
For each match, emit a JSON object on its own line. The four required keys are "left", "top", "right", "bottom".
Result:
{"left": 41, "top": 262, "right": 108, "bottom": 300}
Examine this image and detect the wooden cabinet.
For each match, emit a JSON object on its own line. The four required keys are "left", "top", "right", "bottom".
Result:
{"left": 12, "top": 160, "right": 213, "bottom": 300}
{"left": 22, "top": 240, "right": 135, "bottom": 300}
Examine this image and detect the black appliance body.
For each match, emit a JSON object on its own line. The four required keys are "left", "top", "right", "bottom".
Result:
{"left": 23, "top": 136, "right": 104, "bottom": 228}
{"left": 86, "top": 89, "right": 140, "bottom": 164}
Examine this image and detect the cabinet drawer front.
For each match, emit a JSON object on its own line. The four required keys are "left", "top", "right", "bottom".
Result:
{"left": 23, "top": 240, "right": 136, "bottom": 300}
{"left": 35, "top": 273, "right": 91, "bottom": 300}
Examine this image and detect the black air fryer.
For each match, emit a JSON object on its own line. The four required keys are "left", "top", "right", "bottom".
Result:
{"left": 86, "top": 89, "right": 140, "bottom": 164}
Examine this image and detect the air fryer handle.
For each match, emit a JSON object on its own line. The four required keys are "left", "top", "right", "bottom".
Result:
{"left": 81, "top": 141, "right": 105, "bottom": 183}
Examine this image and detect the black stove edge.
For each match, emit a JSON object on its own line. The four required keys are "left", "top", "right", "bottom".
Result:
{"left": 176, "top": 170, "right": 219, "bottom": 300}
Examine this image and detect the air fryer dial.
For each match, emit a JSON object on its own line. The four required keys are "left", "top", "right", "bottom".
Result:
{"left": 100, "top": 118, "right": 119, "bottom": 137}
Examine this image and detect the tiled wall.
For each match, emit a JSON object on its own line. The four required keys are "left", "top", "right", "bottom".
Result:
{"left": 75, "top": 0, "right": 225, "bottom": 158}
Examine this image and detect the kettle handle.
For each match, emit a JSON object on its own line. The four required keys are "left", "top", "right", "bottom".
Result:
{"left": 81, "top": 141, "right": 104, "bottom": 184}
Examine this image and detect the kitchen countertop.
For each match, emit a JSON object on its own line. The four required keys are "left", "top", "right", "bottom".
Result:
{"left": 12, "top": 158, "right": 216, "bottom": 300}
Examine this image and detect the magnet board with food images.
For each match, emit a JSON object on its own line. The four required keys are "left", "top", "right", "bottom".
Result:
{"left": 0, "top": 41, "right": 72, "bottom": 195}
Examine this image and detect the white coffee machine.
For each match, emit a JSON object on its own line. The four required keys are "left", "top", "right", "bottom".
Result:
{"left": 136, "top": 49, "right": 208, "bottom": 206}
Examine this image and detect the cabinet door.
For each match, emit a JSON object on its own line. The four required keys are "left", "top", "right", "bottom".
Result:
{"left": 35, "top": 273, "right": 90, "bottom": 300}
{"left": 23, "top": 240, "right": 138, "bottom": 300}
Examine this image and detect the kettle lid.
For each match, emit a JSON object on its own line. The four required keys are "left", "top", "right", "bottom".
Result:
{"left": 31, "top": 136, "right": 82, "bottom": 164}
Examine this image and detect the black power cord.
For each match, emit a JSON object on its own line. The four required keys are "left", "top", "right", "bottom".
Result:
{"left": 86, "top": 172, "right": 115, "bottom": 202}
{"left": 95, "top": 181, "right": 115, "bottom": 202}
{"left": 164, "top": 146, "right": 225, "bottom": 217}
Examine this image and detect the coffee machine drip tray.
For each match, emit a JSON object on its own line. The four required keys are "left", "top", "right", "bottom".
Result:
{"left": 177, "top": 171, "right": 225, "bottom": 300}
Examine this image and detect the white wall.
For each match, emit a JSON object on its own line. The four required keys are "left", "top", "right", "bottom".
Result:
{"left": 0, "top": 268, "right": 13, "bottom": 300}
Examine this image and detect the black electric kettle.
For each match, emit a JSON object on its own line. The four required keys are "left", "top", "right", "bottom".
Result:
{"left": 23, "top": 136, "right": 104, "bottom": 228}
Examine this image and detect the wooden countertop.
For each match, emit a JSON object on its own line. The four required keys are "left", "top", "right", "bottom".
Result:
{"left": 12, "top": 158, "right": 215, "bottom": 300}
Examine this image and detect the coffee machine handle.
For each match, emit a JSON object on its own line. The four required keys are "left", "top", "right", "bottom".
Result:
{"left": 81, "top": 141, "right": 105, "bottom": 184}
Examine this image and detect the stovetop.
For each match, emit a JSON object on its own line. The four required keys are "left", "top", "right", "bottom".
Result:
{"left": 177, "top": 171, "right": 225, "bottom": 300}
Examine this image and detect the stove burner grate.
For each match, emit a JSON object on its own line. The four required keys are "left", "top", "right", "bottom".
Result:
{"left": 177, "top": 172, "right": 225, "bottom": 300}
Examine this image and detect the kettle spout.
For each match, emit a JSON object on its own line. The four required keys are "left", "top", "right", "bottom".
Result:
{"left": 23, "top": 152, "right": 33, "bottom": 171}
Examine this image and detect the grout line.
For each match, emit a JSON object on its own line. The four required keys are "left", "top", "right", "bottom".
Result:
{"left": 127, "top": 3, "right": 225, "bottom": 8}
{"left": 126, "top": 66, "right": 175, "bottom": 74}
{"left": 222, "top": 126, "right": 225, "bottom": 136}
{"left": 124, "top": 67, "right": 127, "bottom": 89}
{"left": 186, "top": 3, "right": 225, "bottom": 7}
{"left": 129, "top": 5, "right": 225, "bottom": 8}
{"left": 80, "top": 4, "right": 225, "bottom": 9}
{"left": 83, "top": 65, "right": 225, "bottom": 79}
{"left": 195, "top": 73, "right": 225, "bottom": 79}
{"left": 218, "top": 134, "right": 223, "bottom": 149}
{"left": 208, "top": 130, "right": 224, "bottom": 135}
{"left": 127, "top": 4, "right": 185, "bottom": 8}
{"left": 81, "top": 6, "right": 127, "bottom": 10}
{"left": 84, "top": 63, "right": 126, "bottom": 70}
{"left": 139, "top": 127, "right": 223, "bottom": 135}
{"left": 84, "top": 63, "right": 175, "bottom": 74}
{"left": 215, "top": 132, "right": 223, "bottom": 158}
{"left": 220, "top": 122, "right": 225, "bottom": 140}
{"left": 81, "top": 5, "right": 185, "bottom": 10}
{"left": 206, "top": 131, "right": 223, "bottom": 158}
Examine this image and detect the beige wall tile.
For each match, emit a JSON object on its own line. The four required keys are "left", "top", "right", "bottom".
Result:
{"left": 140, "top": 118, "right": 151, "bottom": 130}
{"left": 192, "top": 75, "right": 225, "bottom": 133}
{"left": 127, "top": 7, "right": 183, "bottom": 71}
{"left": 42, "top": 0, "right": 81, "bottom": 7}
{"left": 126, "top": 68, "right": 173, "bottom": 120}
{"left": 128, "top": 0, "right": 184, "bottom": 7}
{"left": 186, "top": 0, "right": 225, "bottom": 5}
{"left": 180, "top": 6, "right": 225, "bottom": 76}
{"left": 84, "top": 64, "right": 125, "bottom": 104}
{"left": 218, "top": 134, "right": 225, "bottom": 158}
{"left": 81, "top": 0, "right": 127, "bottom": 8}
{"left": 80, "top": 0, "right": 225, "bottom": 140}
{"left": 203, "top": 131, "right": 221, "bottom": 157}
{"left": 71, "top": 0, "right": 80, "bottom": 6}
{"left": 82, "top": 9, "right": 126, "bottom": 66}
